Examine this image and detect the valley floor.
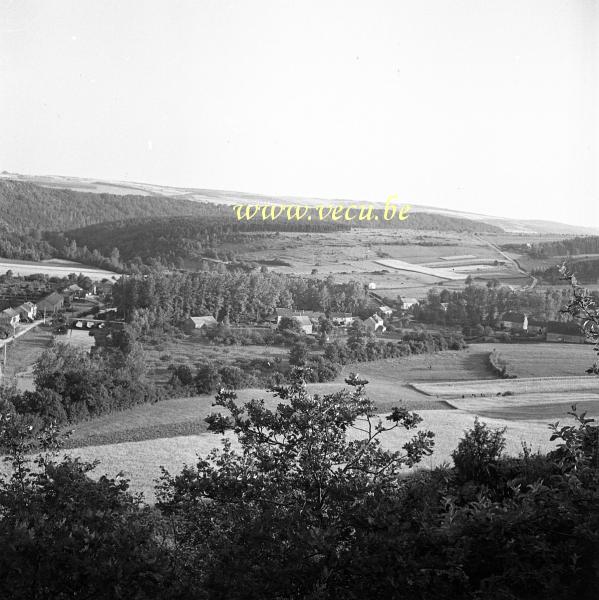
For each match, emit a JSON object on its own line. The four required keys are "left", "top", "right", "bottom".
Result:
{"left": 52, "top": 342, "right": 598, "bottom": 502}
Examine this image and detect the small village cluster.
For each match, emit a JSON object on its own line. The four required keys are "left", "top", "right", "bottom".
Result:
{"left": 182, "top": 302, "right": 589, "bottom": 345}
{"left": 0, "top": 280, "right": 114, "bottom": 335}
{"left": 182, "top": 299, "right": 418, "bottom": 337}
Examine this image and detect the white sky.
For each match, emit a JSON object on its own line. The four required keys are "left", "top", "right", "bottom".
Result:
{"left": 1, "top": 0, "right": 597, "bottom": 226}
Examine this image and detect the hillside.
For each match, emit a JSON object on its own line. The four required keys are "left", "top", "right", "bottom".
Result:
{"left": 0, "top": 180, "right": 219, "bottom": 233}
{"left": 63, "top": 210, "right": 503, "bottom": 268}
{"left": 4, "top": 171, "right": 598, "bottom": 235}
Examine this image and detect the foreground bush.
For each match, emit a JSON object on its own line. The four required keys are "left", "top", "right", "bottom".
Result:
{"left": 1, "top": 375, "right": 598, "bottom": 599}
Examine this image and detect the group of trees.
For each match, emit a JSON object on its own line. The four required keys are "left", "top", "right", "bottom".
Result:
{"left": 114, "top": 271, "right": 375, "bottom": 330}
{"left": 324, "top": 322, "right": 466, "bottom": 364}
{"left": 414, "top": 283, "right": 580, "bottom": 328}
{"left": 503, "top": 235, "right": 599, "bottom": 258}
{"left": 1, "top": 333, "right": 162, "bottom": 426}
{"left": 534, "top": 258, "right": 599, "bottom": 285}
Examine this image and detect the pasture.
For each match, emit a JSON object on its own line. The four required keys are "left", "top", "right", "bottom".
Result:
{"left": 61, "top": 409, "right": 560, "bottom": 502}
{"left": 66, "top": 347, "right": 496, "bottom": 448}
{"left": 474, "top": 342, "right": 594, "bottom": 378}
{"left": 221, "top": 228, "right": 525, "bottom": 298}
{"left": 11, "top": 340, "right": 596, "bottom": 503}
{"left": 411, "top": 375, "right": 598, "bottom": 398}
{"left": 448, "top": 392, "right": 599, "bottom": 421}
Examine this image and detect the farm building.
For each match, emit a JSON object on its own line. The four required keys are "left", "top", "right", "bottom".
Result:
{"left": 379, "top": 305, "right": 394, "bottom": 317}
{"left": 401, "top": 298, "right": 418, "bottom": 310}
{"left": 62, "top": 283, "right": 88, "bottom": 299}
{"left": 292, "top": 315, "right": 313, "bottom": 334}
{"left": 183, "top": 315, "right": 218, "bottom": 334}
{"left": 499, "top": 312, "right": 528, "bottom": 331}
{"left": 16, "top": 301, "right": 37, "bottom": 321}
{"left": 364, "top": 314, "right": 386, "bottom": 333}
{"left": 546, "top": 321, "right": 586, "bottom": 344}
{"left": 275, "top": 308, "right": 325, "bottom": 325}
{"left": 0, "top": 307, "right": 20, "bottom": 329}
{"left": 37, "top": 292, "right": 65, "bottom": 314}
{"left": 330, "top": 312, "right": 355, "bottom": 326}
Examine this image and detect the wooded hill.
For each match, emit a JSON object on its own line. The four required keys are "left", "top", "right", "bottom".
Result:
{"left": 0, "top": 179, "right": 222, "bottom": 233}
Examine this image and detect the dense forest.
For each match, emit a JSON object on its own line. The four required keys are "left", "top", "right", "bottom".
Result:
{"left": 63, "top": 215, "right": 348, "bottom": 267}
{"left": 0, "top": 179, "right": 221, "bottom": 232}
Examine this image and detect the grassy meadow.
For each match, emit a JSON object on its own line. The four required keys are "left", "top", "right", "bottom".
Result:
{"left": 61, "top": 409, "right": 560, "bottom": 503}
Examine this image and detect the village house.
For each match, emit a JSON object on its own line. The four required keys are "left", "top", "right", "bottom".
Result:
{"left": 379, "top": 305, "right": 394, "bottom": 317}
{"left": 37, "top": 292, "right": 64, "bottom": 315}
{"left": 546, "top": 321, "right": 586, "bottom": 344}
{"left": 0, "top": 307, "right": 20, "bottom": 329}
{"left": 16, "top": 301, "right": 37, "bottom": 321}
{"left": 499, "top": 311, "right": 528, "bottom": 332}
{"left": 62, "top": 283, "right": 88, "bottom": 300}
{"left": 183, "top": 315, "right": 218, "bottom": 334}
{"left": 363, "top": 314, "right": 386, "bottom": 333}
{"left": 329, "top": 312, "right": 355, "bottom": 326}
{"left": 292, "top": 315, "right": 313, "bottom": 334}
{"left": 401, "top": 298, "right": 418, "bottom": 310}
{"left": 274, "top": 308, "right": 325, "bottom": 325}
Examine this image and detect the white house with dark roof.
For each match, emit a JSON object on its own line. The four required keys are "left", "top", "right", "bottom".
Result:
{"left": 363, "top": 314, "right": 386, "bottom": 333}
{"left": 499, "top": 312, "right": 528, "bottom": 331}
{"left": 183, "top": 315, "right": 218, "bottom": 334}
{"left": 330, "top": 312, "right": 354, "bottom": 326}
{"left": 0, "top": 308, "right": 20, "bottom": 329}
{"left": 16, "top": 302, "right": 37, "bottom": 321}
{"left": 275, "top": 308, "right": 325, "bottom": 325}
{"left": 401, "top": 298, "right": 418, "bottom": 310}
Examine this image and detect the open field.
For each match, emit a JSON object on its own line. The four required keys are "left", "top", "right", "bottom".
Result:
{"left": 448, "top": 392, "right": 599, "bottom": 420}
{"left": 473, "top": 342, "right": 594, "bottom": 378}
{"left": 219, "top": 229, "right": 528, "bottom": 298}
{"left": 66, "top": 342, "right": 598, "bottom": 448}
{"left": 8, "top": 338, "right": 595, "bottom": 502}
{"left": 66, "top": 347, "right": 495, "bottom": 448}
{"left": 60, "top": 409, "right": 560, "bottom": 502}
{"left": 0, "top": 258, "right": 118, "bottom": 280}
{"left": 412, "top": 375, "right": 598, "bottom": 398}
{"left": 375, "top": 259, "right": 466, "bottom": 280}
